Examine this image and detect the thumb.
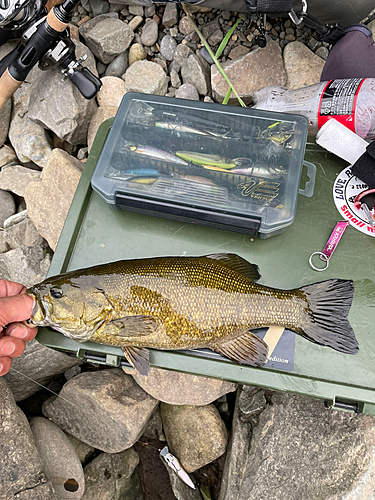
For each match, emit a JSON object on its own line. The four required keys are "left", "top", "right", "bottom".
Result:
{"left": 0, "top": 294, "right": 34, "bottom": 330}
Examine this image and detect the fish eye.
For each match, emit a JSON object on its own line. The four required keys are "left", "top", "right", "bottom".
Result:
{"left": 50, "top": 288, "right": 63, "bottom": 299}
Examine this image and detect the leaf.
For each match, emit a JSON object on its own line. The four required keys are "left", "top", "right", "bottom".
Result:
{"left": 222, "top": 87, "right": 233, "bottom": 105}
{"left": 215, "top": 16, "right": 243, "bottom": 59}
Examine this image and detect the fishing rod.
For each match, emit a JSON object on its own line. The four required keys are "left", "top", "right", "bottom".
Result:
{"left": 0, "top": 0, "right": 102, "bottom": 110}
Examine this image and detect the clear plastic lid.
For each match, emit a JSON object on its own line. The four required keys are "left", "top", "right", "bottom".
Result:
{"left": 91, "top": 93, "right": 309, "bottom": 234}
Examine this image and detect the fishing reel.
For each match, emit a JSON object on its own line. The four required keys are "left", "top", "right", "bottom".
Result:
{"left": 0, "top": 0, "right": 102, "bottom": 109}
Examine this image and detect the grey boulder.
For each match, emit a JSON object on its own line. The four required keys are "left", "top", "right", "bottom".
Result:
{"left": 84, "top": 18, "right": 134, "bottom": 64}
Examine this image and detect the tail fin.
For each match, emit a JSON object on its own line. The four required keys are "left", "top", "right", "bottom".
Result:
{"left": 299, "top": 279, "right": 359, "bottom": 354}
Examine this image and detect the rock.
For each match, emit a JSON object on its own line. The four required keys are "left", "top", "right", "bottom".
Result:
{"left": 105, "top": 51, "right": 129, "bottom": 77}
{"left": 9, "top": 83, "right": 53, "bottom": 168}
{"left": 170, "top": 69, "right": 181, "bottom": 88}
{"left": 89, "top": 0, "right": 109, "bottom": 16}
{"left": 0, "top": 144, "right": 17, "bottom": 167}
{"left": 30, "top": 417, "right": 85, "bottom": 499}
{"left": 200, "top": 46, "right": 214, "bottom": 65}
{"left": 0, "top": 164, "right": 41, "bottom": 197}
{"left": 159, "top": 34, "right": 177, "bottom": 61}
{"left": 228, "top": 45, "right": 250, "bottom": 60}
{"left": 97, "top": 76, "right": 126, "bottom": 107}
{"left": 0, "top": 245, "right": 51, "bottom": 287}
{"left": 179, "top": 15, "right": 195, "bottom": 36}
{"left": 162, "top": 3, "right": 178, "bottom": 27}
{"left": 81, "top": 448, "right": 142, "bottom": 500}
{"left": 66, "top": 434, "right": 97, "bottom": 466}
{"left": 28, "top": 40, "right": 98, "bottom": 146}
{"left": 42, "top": 369, "right": 159, "bottom": 453}
{"left": 211, "top": 40, "right": 286, "bottom": 104}
{"left": 181, "top": 54, "right": 211, "bottom": 96}
{"left": 175, "top": 83, "right": 200, "bottom": 100}
{"left": 140, "top": 19, "right": 158, "bottom": 46}
{"left": 283, "top": 41, "right": 325, "bottom": 89}
{"left": 315, "top": 45, "right": 329, "bottom": 61}
{"left": 160, "top": 403, "right": 228, "bottom": 473}
{"left": 123, "top": 365, "right": 236, "bottom": 405}
{"left": 0, "top": 379, "right": 57, "bottom": 498}
{"left": 84, "top": 18, "right": 134, "bottom": 64}
{"left": 123, "top": 60, "right": 168, "bottom": 95}
{"left": 4, "top": 339, "right": 81, "bottom": 401}
{"left": 79, "top": 12, "right": 118, "bottom": 39}
{"left": 128, "top": 43, "right": 147, "bottom": 66}
{"left": 162, "top": 461, "right": 202, "bottom": 500}
{"left": 128, "top": 15, "right": 143, "bottom": 31}
{"left": 0, "top": 232, "right": 9, "bottom": 253}
{"left": 0, "top": 188, "right": 15, "bottom": 227}
{"left": 3, "top": 216, "right": 44, "bottom": 249}
{"left": 201, "top": 18, "right": 221, "bottom": 39}
{"left": 219, "top": 387, "right": 375, "bottom": 500}
{"left": 24, "top": 149, "right": 83, "bottom": 251}
{"left": 129, "top": 4, "right": 143, "bottom": 16}
{"left": 0, "top": 99, "right": 11, "bottom": 148}
{"left": 87, "top": 106, "right": 118, "bottom": 152}
{"left": 208, "top": 29, "right": 224, "bottom": 46}
{"left": 173, "top": 43, "right": 193, "bottom": 67}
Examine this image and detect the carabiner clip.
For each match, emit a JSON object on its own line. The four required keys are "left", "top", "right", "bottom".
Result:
{"left": 289, "top": 0, "right": 308, "bottom": 25}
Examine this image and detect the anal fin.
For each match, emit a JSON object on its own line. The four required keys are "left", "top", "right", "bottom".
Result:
{"left": 213, "top": 331, "right": 268, "bottom": 367}
{"left": 121, "top": 346, "right": 150, "bottom": 376}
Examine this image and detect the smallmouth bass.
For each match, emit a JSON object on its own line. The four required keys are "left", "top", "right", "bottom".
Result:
{"left": 26, "top": 254, "right": 358, "bottom": 375}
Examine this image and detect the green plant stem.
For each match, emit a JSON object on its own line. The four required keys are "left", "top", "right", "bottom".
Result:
{"left": 181, "top": 4, "right": 246, "bottom": 107}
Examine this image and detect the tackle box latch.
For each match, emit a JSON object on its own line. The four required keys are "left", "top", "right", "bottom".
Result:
{"left": 325, "top": 397, "right": 363, "bottom": 414}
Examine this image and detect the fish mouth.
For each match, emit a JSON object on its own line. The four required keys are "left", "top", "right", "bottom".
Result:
{"left": 26, "top": 292, "right": 51, "bottom": 326}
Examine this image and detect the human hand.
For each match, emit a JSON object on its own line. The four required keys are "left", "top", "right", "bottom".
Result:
{"left": 0, "top": 279, "right": 37, "bottom": 376}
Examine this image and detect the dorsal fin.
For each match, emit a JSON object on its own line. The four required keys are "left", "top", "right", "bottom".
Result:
{"left": 205, "top": 253, "right": 261, "bottom": 281}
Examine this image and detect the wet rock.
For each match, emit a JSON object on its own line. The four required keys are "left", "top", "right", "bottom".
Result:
{"left": 123, "top": 60, "right": 168, "bottom": 95}
{"left": 141, "top": 19, "right": 159, "bottom": 46}
{"left": 9, "top": 82, "right": 52, "bottom": 168}
{"left": 173, "top": 44, "right": 194, "bottom": 67}
{"left": 0, "top": 188, "right": 16, "bottom": 227}
{"left": 79, "top": 12, "right": 118, "bottom": 38}
{"left": 84, "top": 18, "right": 134, "bottom": 64}
{"left": 219, "top": 388, "right": 375, "bottom": 500}
{"left": 160, "top": 403, "right": 228, "bottom": 473}
{"left": 160, "top": 34, "right": 177, "bottom": 61}
{"left": 181, "top": 54, "right": 211, "bottom": 95}
{"left": 28, "top": 40, "right": 98, "bottom": 146}
{"left": 129, "top": 43, "right": 147, "bottom": 66}
{"left": 4, "top": 339, "right": 81, "bottom": 401}
{"left": 87, "top": 106, "right": 117, "bottom": 152}
{"left": 66, "top": 434, "right": 97, "bottom": 466}
{"left": 0, "top": 164, "right": 41, "bottom": 197}
{"left": 42, "top": 369, "right": 159, "bottom": 453}
{"left": 0, "top": 378, "right": 57, "bottom": 499}
{"left": 97, "top": 76, "right": 126, "bottom": 107}
{"left": 0, "top": 245, "right": 50, "bottom": 287}
{"left": 162, "top": 3, "right": 178, "bottom": 27}
{"left": 105, "top": 51, "right": 129, "bottom": 77}
{"left": 123, "top": 365, "right": 236, "bottom": 405}
{"left": 211, "top": 40, "right": 286, "bottom": 104}
{"left": 30, "top": 417, "right": 85, "bottom": 500}
{"left": 3, "top": 215, "right": 44, "bottom": 249}
{"left": 81, "top": 448, "right": 142, "bottom": 500}
{"left": 175, "top": 83, "right": 200, "bottom": 100}
{"left": 283, "top": 41, "right": 325, "bottom": 89}
{"left": 24, "top": 149, "right": 83, "bottom": 251}
{"left": 0, "top": 144, "right": 17, "bottom": 167}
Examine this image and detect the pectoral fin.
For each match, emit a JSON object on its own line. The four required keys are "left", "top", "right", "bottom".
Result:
{"left": 109, "top": 315, "right": 158, "bottom": 336}
{"left": 121, "top": 346, "right": 150, "bottom": 376}
{"left": 213, "top": 331, "right": 268, "bottom": 367}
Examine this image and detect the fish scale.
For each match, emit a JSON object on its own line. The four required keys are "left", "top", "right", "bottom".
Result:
{"left": 27, "top": 254, "right": 359, "bottom": 375}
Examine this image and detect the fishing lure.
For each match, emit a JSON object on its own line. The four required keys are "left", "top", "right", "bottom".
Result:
{"left": 125, "top": 145, "right": 188, "bottom": 165}
{"left": 175, "top": 151, "right": 236, "bottom": 169}
{"left": 256, "top": 121, "right": 295, "bottom": 146}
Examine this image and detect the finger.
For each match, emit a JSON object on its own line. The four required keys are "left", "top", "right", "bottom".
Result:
{"left": 5, "top": 323, "right": 38, "bottom": 341}
{"left": 0, "top": 336, "right": 26, "bottom": 358}
{"left": 0, "top": 357, "right": 12, "bottom": 376}
{"left": 0, "top": 294, "right": 34, "bottom": 330}
{"left": 0, "top": 280, "right": 26, "bottom": 297}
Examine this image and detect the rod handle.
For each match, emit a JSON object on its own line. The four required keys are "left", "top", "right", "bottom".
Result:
{"left": 0, "top": 69, "right": 22, "bottom": 110}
